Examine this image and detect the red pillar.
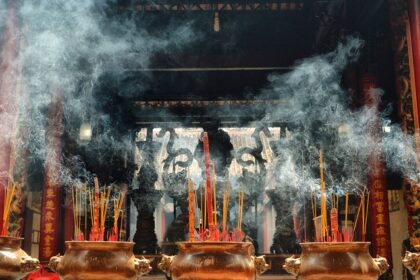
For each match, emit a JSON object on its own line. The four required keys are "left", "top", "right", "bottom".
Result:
{"left": 360, "top": 74, "right": 393, "bottom": 269}
{"left": 0, "top": 1, "right": 18, "bottom": 233}
{"left": 39, "top": 92, "right": 63, "bottom": 261}
{"left": 408, "top": 0, "right": 420, "bottom": 129}
{"left": 407, "top": 0, "right": 420, "bottom": 248}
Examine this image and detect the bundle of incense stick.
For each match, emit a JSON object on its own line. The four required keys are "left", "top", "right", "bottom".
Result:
{"left": 88, "top": 177, "right": 101, "bottom": 241}
{"left": 111, "top": 191, "right": 125, "bottom": 241}
{"left": 188, "top": 178, "right": 195, "bottom": 242}
{"left": 212, "top": 162, "right": 217, "bottom": 227}
{"left": 310, "top": 189, "right": 371, "bottom": 242}
{"left": 2, "top": 181, "right": 17, "bottom": 236}
{"left": 202, "top": 132, "right": 215, "bottom": 239}
{"left": 311, "top": 192, "right": 320, "bottom": 241}
{"left": 238, "top": 192, "right": 244, "bottom": 232}
{"left": 330, "top": 193, "right": 339, "bottom": 241}
{"left": 319, "top": 150, "right": 328, "bottom": 241}
{"left": 199, "top": 185, "right": 205, "bottom": 240}
{"left": 344, "top": 192, "right": 349, "bottom": 241}
{"left": 203, "top": 185, "right": 207, "bottom": 230}
{"left": 100, "top": 186, "right": 112, "bottom": 238}
{"left": 233, "top": 192, "right": 245, "bottom": 241}
{"left": 353, "top": 191, "right": 369, "bottom": 242}
{"left": 71, "top": 186, "right": 85, "bottom": 240}
{"left": 222, "top": 182, "right": 230, "bottom": 234}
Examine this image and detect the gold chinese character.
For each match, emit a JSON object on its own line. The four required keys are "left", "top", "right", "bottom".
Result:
{"left": 375, "top": 202, "right": 385, "bottom": 213}
{"left": 376, "top": 226, "right": 386, "bottom": 236}
{"left": 44, "top": 235, "right": 54, "bottom": 246}
{"left": 45, "top": 200, "right": 55, "bottom": 210}
{"left": 372, "top": 180, "right": 383, "bottom": 190}
{"left": 373, "top": 191, "right": 384, "bottom": 200}
{"left": 42, "top": 246, "right": 53, "bottom": 258}
{"left": 376, "top": 214, "right": 386, "bottom": 225}
{"left": 45, "top": 211, "right": 54, "bottom": 222}
{"left": 46, "top": 188, "right": 56, "bottom": 198}
{"left": 44, "top": 223, "right": 54, "bottom": 234}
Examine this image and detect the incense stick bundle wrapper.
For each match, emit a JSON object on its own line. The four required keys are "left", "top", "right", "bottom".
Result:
{"left": 330, "top": 208, "right": 338, "bottom": 241}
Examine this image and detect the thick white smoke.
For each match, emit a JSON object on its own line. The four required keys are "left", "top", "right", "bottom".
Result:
{"left": 263, "top": 37, "right": 418, "bottom": 200}
{"left": 0, "top": 0, "right": 196, "bottom": 186}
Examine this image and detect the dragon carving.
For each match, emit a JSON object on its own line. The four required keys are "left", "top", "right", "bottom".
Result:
{"left": 157, "top": 128, "right": 193, "bottom": 173}
{"left": 235, "top": 126, "right": 272, "bottom": 175}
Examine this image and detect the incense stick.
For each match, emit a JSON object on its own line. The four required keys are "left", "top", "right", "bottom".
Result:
{"left": 188, "top": 178, "right": 195, "bottom": 242}
{"left": 212, "top": 162, "right": 217, "bottom": 226}
{"left": 319, "top": 150, "right": 327, "bottom": 241}
{"left": 238, "top": 192, "right": 244, "bottom": 232}
{"left": 363, "top": 192, "right": 370, "bottom": 239}
{"left": 353, "top": 195, "right": 363, "bottom": 239}
{"left": 345, "top": 193, "right": 349, "bottom": 229}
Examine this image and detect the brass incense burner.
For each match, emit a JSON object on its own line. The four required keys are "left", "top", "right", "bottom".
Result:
{"left": 48, "top": 241, "right": 151, "bottom": 280}
{"left": 0, "top": 236, "right": 40, "bottom": 280}
{"left": 403, "top": 247, "right": 420, "bottom": 280}
{"left": 158, "top": 241, "right": 269, "bottom": 280}
{"left": 283, "top": 242, "right": 389, "bottom": 280}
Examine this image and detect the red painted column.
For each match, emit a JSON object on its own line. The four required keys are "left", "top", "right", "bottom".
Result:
{"left": 408, "top": 0, "right": 420, "bottom": 127}
{"left": 0, "top": 1, "right": 18, "bottom": 232}
{"left": 407, "top": 0, "right": 420, "bottom": 248}
{"left": 360, "top": 74, "right": 393, "bottom": 269}
{"left": 39, "top": 92, "right": 63, "bottom": 261}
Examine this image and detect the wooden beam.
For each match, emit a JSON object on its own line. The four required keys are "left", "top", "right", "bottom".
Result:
{"left": 131, "top": 2, "right": 304, "bottom": 12}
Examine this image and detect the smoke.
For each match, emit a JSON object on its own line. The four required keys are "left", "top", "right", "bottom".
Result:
{"left": 1, "top": 0, "right": 196, "bottom": 187}
{"left": 263, "top": 37, "right": 418, "bottom": 199}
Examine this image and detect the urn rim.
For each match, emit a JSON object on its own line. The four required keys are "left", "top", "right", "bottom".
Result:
{"left": 65, "top": 240, "right": 135, "bottom": 250}
{"left": 0, "top": 236, "right": 23, "bottom": 249}
{"left": 175, "top": 241, "right": 254, "bottom": 253}
{"left": 299, "top": 242, "right": 371, "bottom": 252}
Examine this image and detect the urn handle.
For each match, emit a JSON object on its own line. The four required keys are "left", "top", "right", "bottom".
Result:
{"left": 134, "top": 256, "right": 152, "bottom": 277}
{"left": 20, "top": 255, "right": 40, "bottom": 274}
{"left": 283, "top": 255, "right": 301, "bottom": 276}
{"left": 48, "top": 254, "right": 63, "bottom": 272}
{"left": 373, "top": 255, "right": 390, "bottom": 276}
{"left": 253, "top": 255, "right": 270, "bottom": 276}
{"left": 158, "top": 254, "right": 174, "bottom": 277}
{"left": 403, "top": 251, "right": 420, "bottom": 276}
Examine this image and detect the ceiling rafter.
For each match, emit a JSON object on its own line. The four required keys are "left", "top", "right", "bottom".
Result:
{"left": 128, "top": 1, "right": 305, "bottom": 12}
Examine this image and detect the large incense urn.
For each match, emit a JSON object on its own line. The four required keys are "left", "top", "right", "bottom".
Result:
{"left": 158, "top": 242, "right": 269, "bottom": 280}
{"left": 0, "top": 236, "right": 40, "bottom": 280}
{"left": 48, "top": 241, "right": 151, "bottom": 280}
{"left": 402, "top": 248, "right": 420, "bottom": 280}
{"left": 283, "top": 242, "right": 389, "bottom": 280}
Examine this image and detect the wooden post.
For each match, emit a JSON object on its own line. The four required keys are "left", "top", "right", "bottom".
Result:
{"left": 39, "top": 92, "right": 63, "bottom": 261}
